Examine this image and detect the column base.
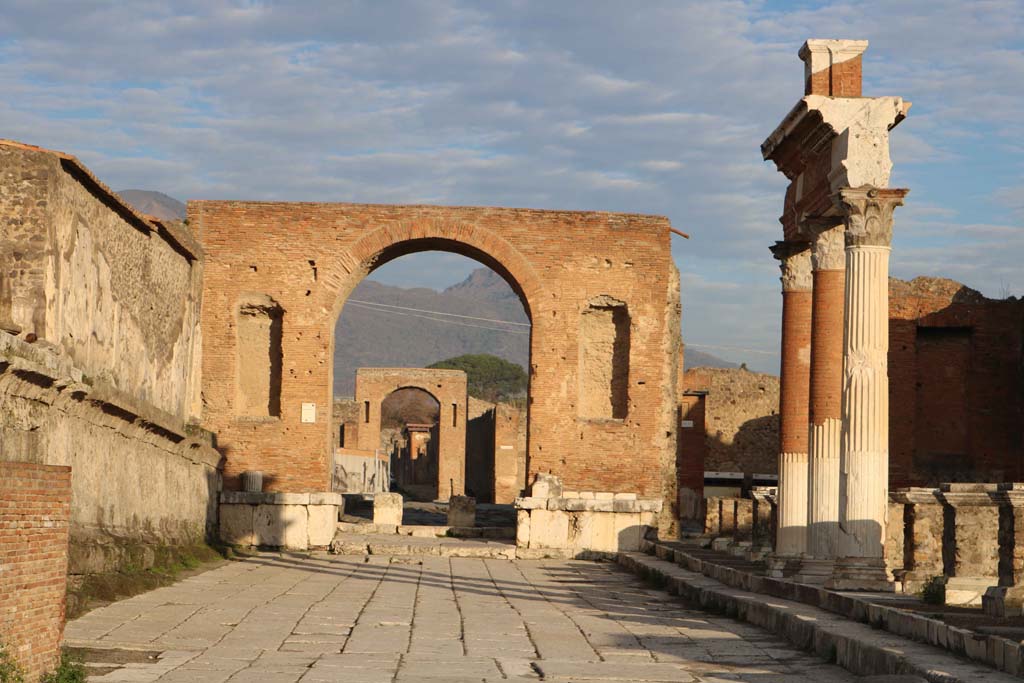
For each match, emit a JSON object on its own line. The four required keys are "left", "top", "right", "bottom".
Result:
{"left": 793, "top": 557, "right": 835, "bottom": 585}
{"left": 766, "top": 554, "right": 802, "bottom": 579}
{"left": 825, "top": 557, "right": 894, "bottom": 592}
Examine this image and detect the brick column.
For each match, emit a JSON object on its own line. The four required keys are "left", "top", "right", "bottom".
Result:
{"left": 769, "top": 242, "right": 812, "bottom": 566}
{"left": 828, "top": 187, "right": 907, "bottom": 591}
{"left": 796, "top": 224, "right": 845, "bottom": 584}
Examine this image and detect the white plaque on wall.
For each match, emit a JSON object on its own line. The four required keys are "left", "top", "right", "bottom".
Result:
{"left": 681, "top": 420, "right": 694, "bottom": 428}
{"left": 301, "top": 402, "right": 316, "bottom": 423}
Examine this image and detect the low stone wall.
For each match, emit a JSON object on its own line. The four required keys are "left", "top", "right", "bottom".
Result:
{"left": 219, "top": 492, "right": 341, "bottom": 550}
{"left": 515, "top": 493, "right": 661, "bottom": 554}
{"left": 0, "top": 462, "right": 71, "bottom": 682}
{"left": 0, "top": 332, "right": 221, "bottom": 578}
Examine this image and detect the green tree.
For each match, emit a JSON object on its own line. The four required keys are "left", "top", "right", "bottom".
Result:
{"left": 428, "top": 354, "right": 527, "bottom": 403}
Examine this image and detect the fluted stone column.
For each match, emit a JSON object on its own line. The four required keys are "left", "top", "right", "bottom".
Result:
{"left": 769, "top": 242, "right": 812, "bottom": 569}
{"left": 796, "top": 224, "right": 845, "bottom": 584}
{"left": 828, "top": 186, "right": 907, "bottom": 591}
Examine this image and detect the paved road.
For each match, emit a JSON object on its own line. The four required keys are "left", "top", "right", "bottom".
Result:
{"left": 66, "top": 553, "right": 866, "bottom": 682}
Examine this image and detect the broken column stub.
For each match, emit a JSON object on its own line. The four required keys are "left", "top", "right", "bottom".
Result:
{"left": 531, "top": 472, "right": 563, "bottom": 498}
{"left": 373, "top": 492, "right": 404, "bottom": 526}
{"left": 447, "top": 495, "right": 476, "bottom": 528}
{"left": 940, "top": 483, "right": 1000, "bottom": 606}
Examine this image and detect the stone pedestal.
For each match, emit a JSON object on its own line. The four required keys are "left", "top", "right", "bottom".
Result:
{"left": 219, "top": 492, "right": 342, "bottom": 550}
{"left": 719, "top": 498, "right": 737, "bottom": 538}
{"left": 749, "top": 487, "right": 776, "bottom": 559}
{"left": 735, "top": 499, "right": 754, "bottom": 542}
{"left": 704, "top": 496, "right": 722, "bottom": 536}
{"left": 514, "top": 492, "right": 660, "bottom": 554}
{"left": 983, "top": 483, "right": 1024, "bottom": 616}
{"left": 940, "top": 483, "right": 999, "bottom": 606}
{"left": 890, "top": 487, "right": 943, "bottom": 592}
{"left": 828, "top": 187, "right": 906, "bottom": 592}
{"left": 373, "top": 492, "right": 404, "bottom": 526}
{"left": 447, "top": 495, "right": 476, "bottom": 528}
{"left": 770, "top": 242, "right": 812, "bottom": 560}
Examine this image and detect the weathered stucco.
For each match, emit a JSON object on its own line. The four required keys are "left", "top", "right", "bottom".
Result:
{"left": 0, "top": 142, "right": 203, "bottom": 420}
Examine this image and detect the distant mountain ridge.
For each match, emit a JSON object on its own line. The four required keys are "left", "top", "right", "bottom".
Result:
{"left": 118, "top": 190, "right": 186, "bottom": 221}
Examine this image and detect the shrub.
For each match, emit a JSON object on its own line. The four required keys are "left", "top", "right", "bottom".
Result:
{"left": 0, "top": 643, "right": 24, "bottom": 683}
{"left": 920, "top": 575, "right": 946, "bottom": 605}
{"left": 40, "top": 651, "right": 86, "bottom": 683}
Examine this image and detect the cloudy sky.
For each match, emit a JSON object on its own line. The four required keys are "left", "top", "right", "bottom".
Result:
{"left": 2, "top": 1, "right": 1021, "bottom": 372}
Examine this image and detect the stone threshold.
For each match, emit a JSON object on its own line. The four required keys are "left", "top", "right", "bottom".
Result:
{"left": 633, "top": 539, "right": 1024, "bottom": 679}
{"left": 329, "top": 532, "right": 618, "bottom": 561}
{"left": 336, "top": 521, "right": 515, "bottom": 539}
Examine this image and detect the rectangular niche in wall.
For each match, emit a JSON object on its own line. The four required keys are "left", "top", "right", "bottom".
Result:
{"left": 578, "top": 296, "right": 630, "bottom": 419}
{"left": 236, "top": 294, "right": 284, "bottom": 418}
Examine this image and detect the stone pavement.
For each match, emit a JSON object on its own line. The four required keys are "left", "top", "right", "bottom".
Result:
{"left": 65, "top": 552, "right": 871, "bottom": 682}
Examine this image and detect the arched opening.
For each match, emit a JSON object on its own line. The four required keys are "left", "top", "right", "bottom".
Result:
{"left": 330, "top": 244, "right": 532, "bottom": 510}
{"left": 381, "top": 387, "right": 440, "bottom": 500}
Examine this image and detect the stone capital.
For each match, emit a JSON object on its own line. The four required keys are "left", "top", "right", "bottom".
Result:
{"left": 806, "top": 222, "right": 845, "bottom": 271}
{"left": 770, "top": 241, "right": 812, "bottom": 292}
{"left": 836, "top": 186, "right": 908, "bottom": 248}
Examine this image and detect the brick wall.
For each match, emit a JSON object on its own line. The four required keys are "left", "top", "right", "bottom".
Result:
{"left": 0, "top": 462, "right": 71, "bottom": 681}
{"left": 192, "top": 202, "right": 680, "bottom": 505}
{"left": 889, "top": 277, "right": 1024, "bottom": 486}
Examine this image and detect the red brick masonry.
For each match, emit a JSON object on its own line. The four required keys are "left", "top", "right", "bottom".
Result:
{"left": 0, "top": 462, "right": 71, "bottom": 681}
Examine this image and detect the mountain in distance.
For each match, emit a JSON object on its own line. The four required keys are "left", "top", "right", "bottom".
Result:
{"left": 333, "top": 269, "right": 530, "bottom": 396}
{"left": 685, "top": 348, "right": 739, "bottom": 370}
{"left": 118, "top": 190, "right": 187, "bottom": 221}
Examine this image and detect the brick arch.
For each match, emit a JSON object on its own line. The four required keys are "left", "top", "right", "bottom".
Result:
{"left": 354, "top": 368, "right": 468, "bottom": 500}
{"left": 319, "top": 218, "right": 547, "bottom": 323}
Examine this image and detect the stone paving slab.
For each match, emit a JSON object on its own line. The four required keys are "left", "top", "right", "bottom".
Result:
{"left": 67, "top": 551, "right": 865, "bottom": 682}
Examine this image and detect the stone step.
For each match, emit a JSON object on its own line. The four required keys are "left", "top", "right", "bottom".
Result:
{"left": 641, "top": 538, "right": 1024, "bottom": 678}
{"left": 618, "top": 551, "right": 1020, "bottom": 682}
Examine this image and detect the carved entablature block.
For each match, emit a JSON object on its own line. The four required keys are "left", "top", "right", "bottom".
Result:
{"left": 836, "top": 186, "right": 909, "bottom": 248}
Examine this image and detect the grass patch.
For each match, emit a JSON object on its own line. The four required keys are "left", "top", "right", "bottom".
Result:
{"left": 67, "top": 542, "right": 233, "bottom": 619}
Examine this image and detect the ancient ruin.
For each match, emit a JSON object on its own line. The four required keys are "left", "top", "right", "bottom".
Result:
{"left": 4, "top": 32, "right": 1024, "bottom": 683}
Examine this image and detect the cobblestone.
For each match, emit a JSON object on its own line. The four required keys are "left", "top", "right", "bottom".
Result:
{"left": 65, "top": 552, "right": 863, "bottom": 682}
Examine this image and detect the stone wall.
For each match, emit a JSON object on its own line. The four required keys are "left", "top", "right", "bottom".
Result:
{"left": 193, "top": 201, "right": 682, "bottom": 517}
{"left": 682, "top": 367, "right": 780, "bottom": 475}
{"left": 0, "top": 141, "right": 203, "bottom": 420}
{"left": 466, "top": 400, "right": 527, "bottom": 504}
{"left": 0, "top": 462, "right": 71, "bottom": 682}
{"left": 0, "top": 142, "right": 219, "bottom": 579}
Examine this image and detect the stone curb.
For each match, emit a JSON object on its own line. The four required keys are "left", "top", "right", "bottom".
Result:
{"left": 617, "top": 551, "right": 1017, "bottom": 682}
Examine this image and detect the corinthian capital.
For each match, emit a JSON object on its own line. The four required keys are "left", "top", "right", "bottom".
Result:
{"left": 836, "top": 186, "right": 909, "bottom": 248}
{"left": 770, "top": 241, "right": 812, "bottom": 292}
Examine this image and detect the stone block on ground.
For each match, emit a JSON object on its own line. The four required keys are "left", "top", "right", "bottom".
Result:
{"left": 254, "top": 504, "right": 308, "bottom": 550}
{"left": 447, "top": 495, "right": 476, "bottom": 528}
{"left": 373, "top": 492, "right": 404, "bottom": 526}
{"left": 308, "top": 504, "right": 339, "bottom": 547}
{"left": 516, "top": 510, "right": 531, "bottom": 547}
